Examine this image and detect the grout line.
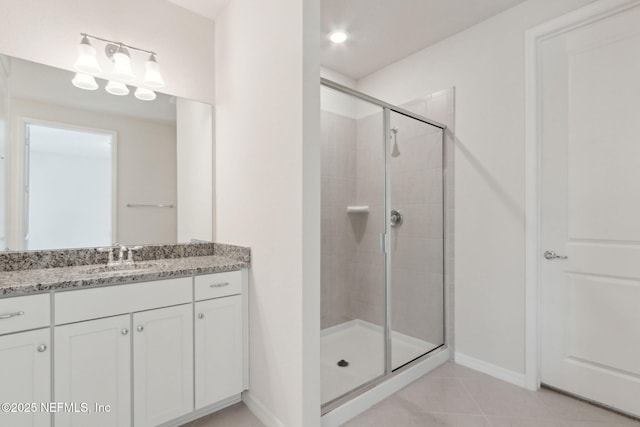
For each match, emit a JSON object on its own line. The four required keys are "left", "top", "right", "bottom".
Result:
{"left": 456, "top": 376, "right": 494, "bottom": 426}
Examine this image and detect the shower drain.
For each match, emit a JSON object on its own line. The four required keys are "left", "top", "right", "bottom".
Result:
{"left": 337, "top": 359, "right": 349, "bottom": 367}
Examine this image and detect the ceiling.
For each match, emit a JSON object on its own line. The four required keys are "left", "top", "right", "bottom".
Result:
{"left": 166, "top": 0, "right": 230, "bottom": 21}
{"left": 321, "top": 0, "right": 528, "bottom": 79}
{"left": 168, "top": 0, "right": 528, "bottom": 80}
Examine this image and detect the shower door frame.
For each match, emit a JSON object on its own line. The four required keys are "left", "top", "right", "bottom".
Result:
{"left": 320, "top": 78, "right": 448, "bottom": 414}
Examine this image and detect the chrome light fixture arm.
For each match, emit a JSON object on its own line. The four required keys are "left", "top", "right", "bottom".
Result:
{"left": 80, "top": 33, "right": 156, "bottom": 57}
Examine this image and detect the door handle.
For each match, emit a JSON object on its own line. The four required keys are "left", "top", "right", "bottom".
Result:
{"left": 544, "top": 250, "right": 568, "bottom": 260}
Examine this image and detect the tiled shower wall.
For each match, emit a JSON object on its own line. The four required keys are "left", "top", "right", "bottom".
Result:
{"left": 321, "top": 89, "right": 455, "bottom": 348}
{"left": 321, "top": 110, "right": 357, "bottom": 328}
{"left": 350, "top": 111, "right": 385, "bottom": 328}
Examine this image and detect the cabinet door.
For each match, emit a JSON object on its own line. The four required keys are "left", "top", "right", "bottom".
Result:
{"left": 0, "top": 328, "right": 50, "bottom": 427}
{"left": 133, "top": 304, "right": 193, "bottom": 427}
{"left": 195, "top": 295, "right": 243, "bottom": 409}
{"left": 55, "top": 315, "right": 131, "bottom": 427}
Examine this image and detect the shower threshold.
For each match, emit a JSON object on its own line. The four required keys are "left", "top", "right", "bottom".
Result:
{"left": 320, "top": 319, "right": 439, "bottom": 405}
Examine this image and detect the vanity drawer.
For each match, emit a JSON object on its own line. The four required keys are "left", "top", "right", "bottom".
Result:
{"left": 0, "top": 294, "right": 50, "bottom": 335}
{"left": 55, "top": 277, "right": 192, "bottom": 325}
{"left": 194, "top": 271, "right": 242, "bottom": 301}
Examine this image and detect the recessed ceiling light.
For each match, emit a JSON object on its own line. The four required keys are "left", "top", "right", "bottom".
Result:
{"left": 330, "top": 31, "right": 348, "bottom": 44}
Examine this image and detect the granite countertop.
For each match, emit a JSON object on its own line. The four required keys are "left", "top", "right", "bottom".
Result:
{"left": 0, "top": 243, "right": 250, "bottom": 298}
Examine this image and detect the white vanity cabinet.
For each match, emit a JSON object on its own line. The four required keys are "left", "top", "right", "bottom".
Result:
{"left": 133, "top": 304, "right": 193, "bottom": 427}
{"left": 54, "top": 314, "right": 131, "bottom": 427}
{"left": 0, "top": 294, "right": 51, "bottom": 427}
{"left": 195, "top": 295, "right": 243, "bottom": 409}
{"left": 0, "top": 268, "right": 247, "bottom": 427}
{"left": 0, "top": 328, "right": 51, "bottom": 427}
{"left": 194, "top": 271, "right": 244, "bottom": 410}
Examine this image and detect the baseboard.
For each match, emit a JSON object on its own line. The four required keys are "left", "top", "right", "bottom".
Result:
{"left": 242, "top": 390, "right": 286, "bottom": 427}
{"left": 454, "top": 352, "right": 525, "bottom": 387}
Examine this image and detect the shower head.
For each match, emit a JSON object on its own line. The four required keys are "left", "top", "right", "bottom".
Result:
{"left": 390, "top": 126, "right": 400, "bottom": 157}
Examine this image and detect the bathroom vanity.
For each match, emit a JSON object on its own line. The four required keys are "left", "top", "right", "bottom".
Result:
{"left": 0, "top": 242, "right": 250, "bottom": 427}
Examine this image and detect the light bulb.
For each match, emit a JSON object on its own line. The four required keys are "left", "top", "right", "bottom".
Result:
{"left": 74, "top": 35, "right": 102, "bottom": 74}
{"left": 142, "top": 54, "right": 165, "bottom": 88}
{"left": 134, "top": 87, "right": 156, "bottom": 101}
{"left": 111, "top": 46, "right": 136, "bottom": 81}
{"left": 329, "top": 31, "right": 348, "bottom": 43}
{"left": 71, "top": 73, "right": 99, "bottom": 90}
{"left": 105, "top": 80, "right": 129, "bottom": 96}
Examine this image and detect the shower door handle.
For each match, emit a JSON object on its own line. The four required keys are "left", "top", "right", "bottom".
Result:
{"left": 379, "top": 233, "right": 388, "bottom": 254}
{"left": 543, "top": 250, "right": 568, "bottom": 260}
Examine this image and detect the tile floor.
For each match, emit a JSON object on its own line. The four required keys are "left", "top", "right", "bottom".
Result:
{"left": 181, "top": 362, "right": 640, "bottom": 427}
{"left": 179, "top": 402, "right": 263, "bottom": 427}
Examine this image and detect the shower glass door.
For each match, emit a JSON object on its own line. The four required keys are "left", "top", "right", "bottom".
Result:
{"left": 320, "top": 80, "right": 446, "bottom": 411}
{"left": 387, "top": 109, "right": 445, "bottom": 370}
{"left": 320, "top": 85, "right": 386, "bottom": 405}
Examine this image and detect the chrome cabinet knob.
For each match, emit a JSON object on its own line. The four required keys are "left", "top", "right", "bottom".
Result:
{"left": 121, "top": 328, "right": 129, "bottom": 335}
{"left": 544, "top": 250, "right": 568, "bottom": 260}
{"left": 137, "top": 325, "right": 144, "bottom": 332}
{"left": 37, "top": 344, "right": 47, "bottom": 353}
{"left": 198, "top": 313, "right": 204, "bottom": 319}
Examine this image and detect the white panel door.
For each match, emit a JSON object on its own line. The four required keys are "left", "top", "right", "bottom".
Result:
{"left": 54, "top": 315, "right": 131, "bottom": 427}
{"left": 195, "top": 296, "right": 243, "bottom": 409}
{"left": 0, "top": 328, "right": 50, "bottom": 427}
{"left": 539, "top": 3, "right": 640, "bottom": 417}
{"left": 133, "top": 304, "right": 193, "bottom": 427}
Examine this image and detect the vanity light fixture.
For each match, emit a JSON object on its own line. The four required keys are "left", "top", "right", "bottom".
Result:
{"left": 108, "top": 44, "right": 136, "bottom": 81}
{"left": 72, "top": 33, "right": 165, "bottom": 100}
{"left": 105, "top": 80, "right": 130, "bottom": 96}
{"left": 73, "top": 35, "right": 102, "bottom": 74}
{"left": 71, "top": 72, "right": 99, "bottom": 91}
{"left": 142, "top": 54, "right": 165, "bottom": 88}
{"left": 134, "top": 87, "right": 156, "bottom": 101}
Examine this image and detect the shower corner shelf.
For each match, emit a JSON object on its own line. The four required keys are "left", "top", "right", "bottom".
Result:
{"left": 346, "top": 206, "right": 369, "bottom": 214}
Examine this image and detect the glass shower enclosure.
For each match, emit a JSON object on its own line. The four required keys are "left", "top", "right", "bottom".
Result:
{"left": 320, "top": 79, "right": 446, "bottom": 411}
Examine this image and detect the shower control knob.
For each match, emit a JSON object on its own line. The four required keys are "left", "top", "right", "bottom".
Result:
{"left": 390, "top": 209, "right": 403, "bottom": 227}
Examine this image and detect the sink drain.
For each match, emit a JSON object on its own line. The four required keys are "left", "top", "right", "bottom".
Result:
{"left": 337, "top": 359, "right": 349, "bottom": 367}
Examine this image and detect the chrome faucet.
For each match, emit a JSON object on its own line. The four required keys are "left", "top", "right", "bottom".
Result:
{"left": 98, "top": 244, "right": 127, "bottom": 266}
{"left": 125, "top": 246, "right": 142, "bottom": 264}
{"left": 118, "top": 246, "right": 127, "bottom": 264}
{"left": 97, "top": 246, "right": 116, "bottom": 265}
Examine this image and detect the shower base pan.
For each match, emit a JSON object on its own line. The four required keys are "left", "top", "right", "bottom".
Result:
{"left": 320, "top": 319, "right": 438, "bottom": 404}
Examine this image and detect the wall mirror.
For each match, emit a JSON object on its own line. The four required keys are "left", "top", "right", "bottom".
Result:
{"left": 0, "top": 53, "right": 213, "bottom": 251}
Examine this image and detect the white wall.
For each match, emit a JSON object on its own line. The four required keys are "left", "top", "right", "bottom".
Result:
{"left": 356, "top": 0, "right": 596, "bottom": 375}
{"left": 177, "top": 98, "right": 213, "bottom": 242}
{"left": 0, "top": 57, "right": 8, "bottom": 250}
{"left": 0, "top": 0, "right": 215, "bottom": 104}
{"left": 215, "top": 0, "right": 320, "bottom": 426}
